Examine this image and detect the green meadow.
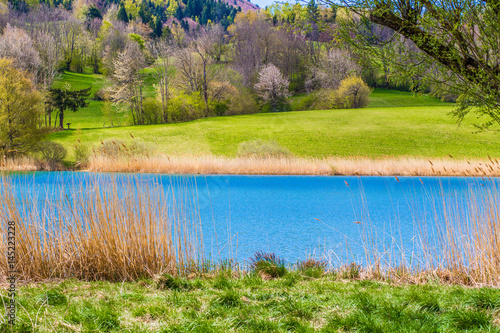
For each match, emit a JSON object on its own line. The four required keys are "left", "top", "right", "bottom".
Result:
{"left": 4, "top": 274, "right": 500, "bottom": 332}
{"left": 47, "top": 72, "right": 500, "bottom": 161}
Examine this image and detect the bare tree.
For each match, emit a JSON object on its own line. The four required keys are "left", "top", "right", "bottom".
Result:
{"left": 101, "top": 21, "right": 128, "bottom": 76}
{"left": 109, "top": 42, "right": 146, "bottom": 125}
{"left": 176, "top": 30, "right": 228, "bottom": 117}
{"left": 60, "top": 17, "right": 83, "bottom": 70}
{"left": 306, "top": 48, "right": 360, "bottom": 91}
{"left": 206, "top": 24, "right": 226, "bottom": 63}
{"left": 149, "top": 39, "right": 174, "bottom": 122}
{"left": 32, "top": 31, "right": 60, "bottom": 89}
{"left": 0, "top": 24, "right": 42, "bottom": 82}
{"left": 274, "top": 28, "right": 309, "bottom": 90}
{"left": 229, "top": 11, "right": 277, "bottom": 87}
{"left": 254, "top": 64, "right": 291, "bottom": 111}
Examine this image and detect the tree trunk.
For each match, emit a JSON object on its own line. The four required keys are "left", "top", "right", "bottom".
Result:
{"left": 59, "top": 109, "right": 64, "bottom": 130}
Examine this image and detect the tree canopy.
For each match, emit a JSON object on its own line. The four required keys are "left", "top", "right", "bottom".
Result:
{"left": 333, "top": 0, "right": 500, "bottom": 128}
{"left": 47, "top": 86, "right": 91, "bottom": 129}
{"left": 0, "top": 59, "right": 44, "bottom": 157}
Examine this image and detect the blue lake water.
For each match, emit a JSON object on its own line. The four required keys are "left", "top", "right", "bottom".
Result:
{"left": 4, "top": 172, "right": 497, "bottom": 267}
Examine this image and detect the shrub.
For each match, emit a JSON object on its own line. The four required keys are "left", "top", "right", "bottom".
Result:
{"left": 310, "top": 89, "right": 338, "bottom": 110}
{"left": 237, "top": 140, "right": 291, "bottom": 158}
{"left": 70, "top": 56, "right": 84, "bottom": 73}
{"left": 250, "top": 252, "right": 287, "bottom": 278}
{"left": 226, "top": 88, "right": 259, "bottom": 115}
{"left": 74, "top": 144, "right": 90, "bottom": 166}
{"left": 297, "top": 259, "right": 327, "bottom": 278}
{"left": 290, "top": 93, "right": 317, "bottom": 111}
{"left": 166, "top": 93, "right": 204, "bottom": 123}
{"left": 212, "top": 100, "right": 229, "bottom": 116}
{"left": 143, "top": 97, "right": 162, "bottom": 124}
{"left": 34, "top": 141, "right": 67, "bottom": 166}
{"left": 336, "top": 76, "right": 371, "bottom": 108}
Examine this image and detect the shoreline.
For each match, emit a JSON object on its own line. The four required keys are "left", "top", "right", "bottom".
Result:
{"left": 3, "top": 155, "right": 500, "bottom": 176}
{"left": 88, "top": 155, "right": 500, "bottom": 177}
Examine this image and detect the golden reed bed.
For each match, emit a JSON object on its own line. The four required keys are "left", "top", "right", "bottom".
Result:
{"left": 86, "top": 155, "right": 500, "bottom": 177}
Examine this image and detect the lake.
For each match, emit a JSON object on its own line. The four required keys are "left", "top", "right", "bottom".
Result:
{"left": 4, "top": 172, "right": 496, "bottom": 267}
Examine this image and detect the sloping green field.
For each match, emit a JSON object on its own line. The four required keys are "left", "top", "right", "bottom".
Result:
{"left": 49, "top": 72, "right": 500, "bottom": 160}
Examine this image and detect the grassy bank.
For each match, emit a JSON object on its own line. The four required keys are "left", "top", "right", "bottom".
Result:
{"left": 48, "top": 72, "right": 500, "bottom": 161}
{"left": 3, "top": 275, "right": 500, "bottom": 332}
{"left": 53, "top": 104, "right": 500, "bottom": 161}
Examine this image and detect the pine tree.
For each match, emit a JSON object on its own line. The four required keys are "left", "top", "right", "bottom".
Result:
{"left": 154, "top": 16, "right": 163, "bottom": 38}
{"left": 307, "top": 0, "right": 319, "bottom": 22}
{"left": 117, "top": 3, "right": 129, "bottom": 23}
{"left": 47, "top": 86, "right": 91, "bottom": 130}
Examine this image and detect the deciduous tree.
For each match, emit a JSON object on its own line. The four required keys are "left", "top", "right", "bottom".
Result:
{"left": 334, "top": 0, "right": 500, "bottom": 128}
{"left": 254, "top": 64, "right": 291, "bottom": 111}
{"left": 109, "top": 41, "right": 146, "bottom": 124}
{"left": 0, "top": 59, "right": 44, "bottom": 157}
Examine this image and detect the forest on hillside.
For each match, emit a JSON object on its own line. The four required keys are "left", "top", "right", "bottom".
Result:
{"left": 0, "top": 0, "right": 471, "bottom": 157}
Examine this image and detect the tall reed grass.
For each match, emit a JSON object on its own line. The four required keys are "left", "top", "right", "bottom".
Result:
{"left": 338, "top": 178, "right": 500, "bottom": 286}
{"left": 88, "top": 154, "right": 500, "bottom": 177}
{"left": 0, "top": 156, "right": 38, "bottom": 171}
{"left": 0, "top": 175, "right": 203, "bottom": 281}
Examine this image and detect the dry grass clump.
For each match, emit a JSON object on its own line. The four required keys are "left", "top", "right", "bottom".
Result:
{"left": 237, "top": 140, "right": 292, "bottom": 158}
{"left": 0, "top": 156, "right": 38, "bottom": 171}
{"left": 88, "top": 154, "right": 500, "bottom": 176}
{"left": 0, "top": 175, "right": 203, "bottom": 282}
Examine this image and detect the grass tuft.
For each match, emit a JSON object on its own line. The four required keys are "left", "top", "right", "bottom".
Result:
{"left": 214, "top": 289, "right": 242, "bottom": 307}
{"left": 156, "top": 274, "right": 194, "bottom": 291}
{"left": 250, "top": 252, "right": 287, "bottom": 278}
{"left": 297, "top": 258, "right": 327, "bottom": 278}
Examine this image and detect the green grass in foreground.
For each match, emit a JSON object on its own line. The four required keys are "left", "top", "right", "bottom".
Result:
{"left": 4, "top": 275, "right": 500, "bottom": 332}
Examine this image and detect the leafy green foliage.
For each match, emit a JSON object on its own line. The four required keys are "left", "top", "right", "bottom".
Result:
{"left": 337, "top": 0, "right": 500, "bottom": 129}
{"left": 0, "top": 59, "right": 44, "bottom": 157}
{"left": 337, "top": 76, "right": 371, "bottom": 109}
{"left": 33, "top": 140, "right": 67, "bottom": 166}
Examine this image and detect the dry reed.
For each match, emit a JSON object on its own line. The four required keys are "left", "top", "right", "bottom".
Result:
{"left": 0, "top": 175, "right": 203, "bottom": 282}
{"left": 0, "top": 156, "right": 38, "bottom": 171}
{"left": 88, "top": 154, "right": 500, "bottom": 177}
{"left": 332, "top": 178, "right": 500, "bottom": 286}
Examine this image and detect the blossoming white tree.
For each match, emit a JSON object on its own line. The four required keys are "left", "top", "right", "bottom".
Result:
{"left": 254, "top": 64, "right": 291, "bottom": 111}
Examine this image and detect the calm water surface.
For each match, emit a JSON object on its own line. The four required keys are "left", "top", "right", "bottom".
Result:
{"left": 6, "top": 172, "right": 496, "bottom": 266}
